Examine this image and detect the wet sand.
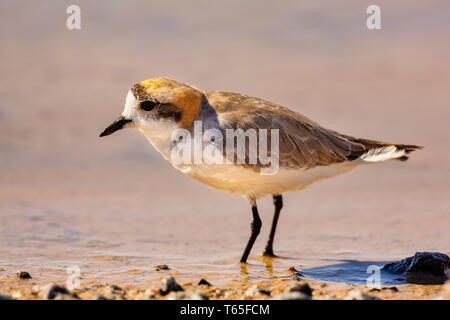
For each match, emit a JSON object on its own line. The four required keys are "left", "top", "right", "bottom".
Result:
{"left": 1, "top": 1, "right": 449, "bottom": 299}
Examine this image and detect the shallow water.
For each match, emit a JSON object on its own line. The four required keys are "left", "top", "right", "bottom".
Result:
{"left": 300, "top": 261, "right": 401, "bottom": 285}
{"left": 1, "top": 1, "right": 449, "bottom": 288}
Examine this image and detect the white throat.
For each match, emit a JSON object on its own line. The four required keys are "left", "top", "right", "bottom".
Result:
{"left": 138, "top": 121, "right": 180, "bottom": 161}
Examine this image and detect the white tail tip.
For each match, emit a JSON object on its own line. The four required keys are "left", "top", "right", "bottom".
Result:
{"left": 359, "top": 146, "right": 406, "bottom": 162}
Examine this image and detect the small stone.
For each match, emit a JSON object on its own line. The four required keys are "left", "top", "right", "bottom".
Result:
{"left": 92, "top": 294, "right": 108, "bottom": 300}
{"left": 144, "top": 286, "right": 161, "bottom": 298}
{"left": 161, "top": 276, "right": 183, "bottom": 295}
{"left": 382, "top": 286, "right": 399, "bottom": 292}
{"left": 383, "top": 252, "right": 449, "bottom": 281}
{"left": 245, "top": 285, "right": 270, "bottom": 296}
{"left": 42, "top": 283, "right": 77, "bottom": 300}
{"left": 154, "top": 264, "right": 170, "bottom": 271}
{"left": 103, "top": 285, "right": 123, "bottom": 299}
{"left": 52, "top": 293, "right": 77, "bottom": 300}
{"left": 272, "top": 291, "right": 311, "bottom": 300}
{"left": 108, "top": 284, "right": 123, "bottom": 291}
{"left": 212, "top": 288, "right": 224, "bottom": 298}
{"left": 31, "top": 286, "right": 40, "bottom": 295}
{"left": 189, "top": 292, "right": 209, "bottom": 300}
{"left": 315, "top": 295, "right": 340, "bottom": 300}
{"left": 168, "top": 291, "right": 187, "bottom": 300}
{"left": 198, "top": 278, "right": 212, "bottom": 286}
{"left": 12, "top": 292, "right": 21, "bottom": 299}
{"left": 289, "top": 281, "right": 313, "bottom": 297}
{"left": 53, "top": 293, "right": 78, "bottom": 300}
{"left": 0, "top": 293, "right": 12, "bottom": 300}
{"left": 345, "top": 288, "right": 379, "bottom": 300}
{"left": 16, "top": 271, "right": 32, "bottom": 279}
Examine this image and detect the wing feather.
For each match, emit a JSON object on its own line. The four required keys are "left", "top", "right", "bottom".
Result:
{"left": 205, "top": 91, "right": 368, "bottom": 170}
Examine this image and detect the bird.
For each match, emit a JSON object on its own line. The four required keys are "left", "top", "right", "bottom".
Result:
{"left": 100, "top": 77, "right": 422, "bottom": 263}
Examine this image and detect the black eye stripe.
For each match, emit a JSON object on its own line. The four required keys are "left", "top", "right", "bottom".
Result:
{"left": 140, "top": 101, "right": 157, "bottom": 111}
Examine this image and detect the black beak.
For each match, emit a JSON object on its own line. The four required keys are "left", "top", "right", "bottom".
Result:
{"left": 99, "top": 116, "right": 132, "bottom": 137}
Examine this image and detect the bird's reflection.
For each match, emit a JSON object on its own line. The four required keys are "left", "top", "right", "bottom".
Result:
{"left": 261, "top": 255, "right": 275, "bottom": 277}
{"left": 239, "top": 262, "right": 249, "bottom": 283}
{"left": 239, "top": 255, "right": 279, "bottom": 282}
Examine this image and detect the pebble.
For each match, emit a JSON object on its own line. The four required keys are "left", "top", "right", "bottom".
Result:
{"left": 104, "top": 285, "right": 123, "bottom": 299}
{"left": 107, "top": 284, "right": 123, "bottom": 291}
{"left": 145, "top": 286, "right": 161, "bottom": 298}
{"left": 198, "top": 278, "right": 212, "bottom": 286}
{"left": 189, "top": 292, "right": 209, "bottom": 300}
{"left": 271, "top": 291, "right": 311, "bottom": 300}
{"left": 289, "top": 281, "right": 313, "bottom": 297}
{"left": 167, "top": 291, "right": 208, "bottom": 300}
{"left": 382, "top": 286, "right": 399, "bottom": 292}
{"left": 154, "top": 264, "right": 170, "bottom": 271}
{"left": 0, "top": 293, "right": 12, "bottom": 300}
{"left": 16, "top": 271, "right": 32, "bottom": 279}
{"left": 244, "top": 285, "right": 270, "bottom": 297}
{"left": 168, "top": 291, "right": 187, "bottom": 300}
{"left": 383, "top": 252, "right": 449, "bottom": 279}
{"left": 12, "top": 292, "right": 21, "bottom": 299}
{"left": 345, "top": 288, "right": 379, "bottom": 300}
{"left": 31, "top": 286, "right": 40, "bottom": 295}
{"left": 161, "top": 276, "right": 183, "bottom": 295}
{"left": 92, "top": 294, "right": 108, "bottom": 300}
{"left": 42, "top": 283, "right": 78, "bottom": 300}
{"left": 53, "top": 293, "right": 79, "bottom": 300}
{"left": 315, "top": 295, "right": 340, "bottom": 300}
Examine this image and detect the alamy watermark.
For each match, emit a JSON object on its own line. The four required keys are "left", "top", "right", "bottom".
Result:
{"left": 366, "top": 265, "right": 381, "bottom": 289}
{"left": 65, "top": 5, "right": 381, "bottom": 31}
{"left": 170, "top": 121, "right": 280, "bottom": 175}
{"left": 66, "top": 5, "right": 81, "bottom": 30}
{"left": 367, "top": 5, "right": 381, "bottom": 30}
{"left": 66, "top": 265, "right": 81, "bottom": 290}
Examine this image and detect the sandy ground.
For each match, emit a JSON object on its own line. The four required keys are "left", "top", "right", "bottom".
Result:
{"left": 1, "top": 271, "right": 449, "bottom": 300}
{"left": 0, "top": 1, "right": 449, "bottom": 299}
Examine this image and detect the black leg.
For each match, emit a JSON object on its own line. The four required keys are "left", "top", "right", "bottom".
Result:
{"left": 240, "top": 203, "right": 262, "bottom": 263}
{"left": 262, "top": 194, "right": 283, "bottom": 257}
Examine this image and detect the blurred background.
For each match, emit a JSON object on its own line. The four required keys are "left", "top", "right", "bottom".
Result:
{"left": 0, "top": 0, "right": 449, "bottom": 285}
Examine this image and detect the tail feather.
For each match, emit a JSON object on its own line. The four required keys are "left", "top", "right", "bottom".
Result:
{"left": 359, "top": 145, "right": 406, "bottom": 162}
{"left": 346, "top": 137, "right": 423, "bottom": 162}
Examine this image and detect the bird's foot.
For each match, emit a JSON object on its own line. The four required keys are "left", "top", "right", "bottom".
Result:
{"left": 261, "top": 248, "right": 277, "bottom": 257}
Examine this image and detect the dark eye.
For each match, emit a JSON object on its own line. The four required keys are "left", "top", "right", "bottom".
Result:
{"left": 140, "top": 101, "right": 157, "bottom": 111}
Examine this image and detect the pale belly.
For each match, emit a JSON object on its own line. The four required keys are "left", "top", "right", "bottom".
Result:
{"left": 174, "top": 161, "right": 360, "bottom": 200}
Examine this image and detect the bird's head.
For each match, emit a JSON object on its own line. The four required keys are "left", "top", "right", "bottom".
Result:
{"left": 100, "top": 77, "right": 204, "bottom": 138}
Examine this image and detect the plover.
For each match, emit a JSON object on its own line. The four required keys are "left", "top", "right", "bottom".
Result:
{"left": 100, "top": 78, "right": 422, "bottom": 263}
